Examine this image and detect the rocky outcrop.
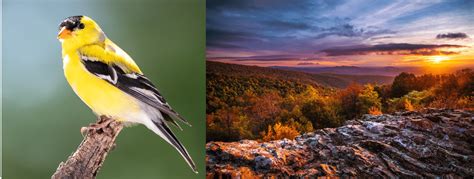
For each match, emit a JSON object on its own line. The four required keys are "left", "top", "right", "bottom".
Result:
{"left": 206, "top": 109, "right": 474, "bottom": 178}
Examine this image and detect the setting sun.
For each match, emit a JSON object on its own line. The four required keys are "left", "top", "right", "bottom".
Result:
{"left": 430, "top": 56, "right": 449, "bottom": 64}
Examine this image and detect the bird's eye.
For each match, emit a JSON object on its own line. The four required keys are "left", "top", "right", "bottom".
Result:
{"left": 78, "top": 23, "right": 85, "bottom": 29}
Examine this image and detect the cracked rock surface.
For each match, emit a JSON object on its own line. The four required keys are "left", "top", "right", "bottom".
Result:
{"left": 206, "top": 109, "right": 474, "bottom": 178}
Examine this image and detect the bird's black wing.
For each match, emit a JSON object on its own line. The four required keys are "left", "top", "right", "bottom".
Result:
{"left": 80, "top": 55, "right": 191, "bottom": 127}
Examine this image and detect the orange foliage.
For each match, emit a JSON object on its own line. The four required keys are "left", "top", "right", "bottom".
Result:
{"left": 368, "top": 107, "right": 382, "bottom": 115}
{"left": 338, "top": 83, "right": 363, "bottom": 119}
{"left": 247, "top": 91, "right": 282, "bottom": 120}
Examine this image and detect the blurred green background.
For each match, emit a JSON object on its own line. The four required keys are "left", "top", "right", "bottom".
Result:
{"left": 3, "top": 0, "right": 205, "bottom": 178}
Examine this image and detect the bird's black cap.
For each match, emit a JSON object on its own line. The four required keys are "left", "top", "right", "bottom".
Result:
{"left": 59, "top": 16, "right": 84, "bottom": 31}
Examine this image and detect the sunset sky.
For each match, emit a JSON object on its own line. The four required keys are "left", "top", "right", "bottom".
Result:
{"left": 207, "top": 0, "right": 474, "bottom": 68}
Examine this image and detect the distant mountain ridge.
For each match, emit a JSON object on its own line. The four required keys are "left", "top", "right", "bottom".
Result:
{"left": 272, "top": 66, "right": 423, "bottom": 76}
{"left": 208, "top": 61, "right": 394, "bottom": 88}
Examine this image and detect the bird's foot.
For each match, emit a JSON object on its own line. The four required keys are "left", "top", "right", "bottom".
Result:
{"left": 80, "top": 116, "right": 114, "bottom": 136}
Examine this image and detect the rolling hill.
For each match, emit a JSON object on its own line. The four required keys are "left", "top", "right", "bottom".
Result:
{"left": 207, "top": 61, "right": 394, "bottom": 88}
{"left": 273, "top": 66, "right": 423, "bottom": 76}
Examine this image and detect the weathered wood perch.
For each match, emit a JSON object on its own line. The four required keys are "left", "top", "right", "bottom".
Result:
{"left": 52, "top": 116, "right": 123, "bottom": 179}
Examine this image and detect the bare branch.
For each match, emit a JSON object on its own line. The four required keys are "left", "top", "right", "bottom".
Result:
{"left": 52, "top": 116, "right": 123, "bottom": 179}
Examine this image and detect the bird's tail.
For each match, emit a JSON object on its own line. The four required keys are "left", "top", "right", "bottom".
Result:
{"left": 144, "top": 119, "right": 197, "bottom": 173}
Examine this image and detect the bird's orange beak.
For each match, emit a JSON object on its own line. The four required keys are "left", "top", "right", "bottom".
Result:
{"left": 57, "top": 27, "right": 72, "bottom": 39}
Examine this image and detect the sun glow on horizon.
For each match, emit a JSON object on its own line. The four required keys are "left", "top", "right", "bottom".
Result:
{"left": 430, "top": 56, "right": 449, "bottom": 64}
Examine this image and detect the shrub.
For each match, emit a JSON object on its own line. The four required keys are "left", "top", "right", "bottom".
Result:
{"left": 454, "top": 96, "right": 474, "bottom": 110}
{"left": 368, "top": 106, "right": 383, "bottom": 115}
{"left": 261, "top": 122, "right": 300, "bottom": 142}
{"left": 387, "top": 90, "right": 432, "bottom": 112}
{"left": 285, "top": 118, "right": 314, "bottom": 133}
{"left": 404, "top": 99, "right": 414, "bottom": 111}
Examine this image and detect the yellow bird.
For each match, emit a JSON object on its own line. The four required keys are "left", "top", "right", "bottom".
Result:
{"left": 57, "top": 15, "right": 197, "bottom": 173}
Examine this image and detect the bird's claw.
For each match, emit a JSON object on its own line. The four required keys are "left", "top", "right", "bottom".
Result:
{"left": 80, "top": 118, "right": 114, "bottom": 137}
{"left": 80, "top": 127, "right": 89, "bottom": 137}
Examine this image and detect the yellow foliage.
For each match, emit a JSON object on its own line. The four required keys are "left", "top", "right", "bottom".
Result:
{"left": 262, "top": 122, "right": 300, "bottom": 142}
{"left": 404, "top": 99, "right": 414, "bottom": 111}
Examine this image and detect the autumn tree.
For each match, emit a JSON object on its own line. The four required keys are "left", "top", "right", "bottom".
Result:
{"left": 338, "top": 83, "right": 363, "bottom": 120}
{"left": 357, "top": 84, "right": 382, "bottom": 115}
{"left": 246, "top": 91, "right": 281, "bottom": 121}
{"left": 391, "top": 72, "right": 417, "bottom": 98}
{"left": 301, "top": 98, "right": 342, "bottom": 129}
{"left": 431, "top": 69, "right": 473, "bottom": 108}
{"left": 206, "top": 106, "right": 245, "bottom": 141}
